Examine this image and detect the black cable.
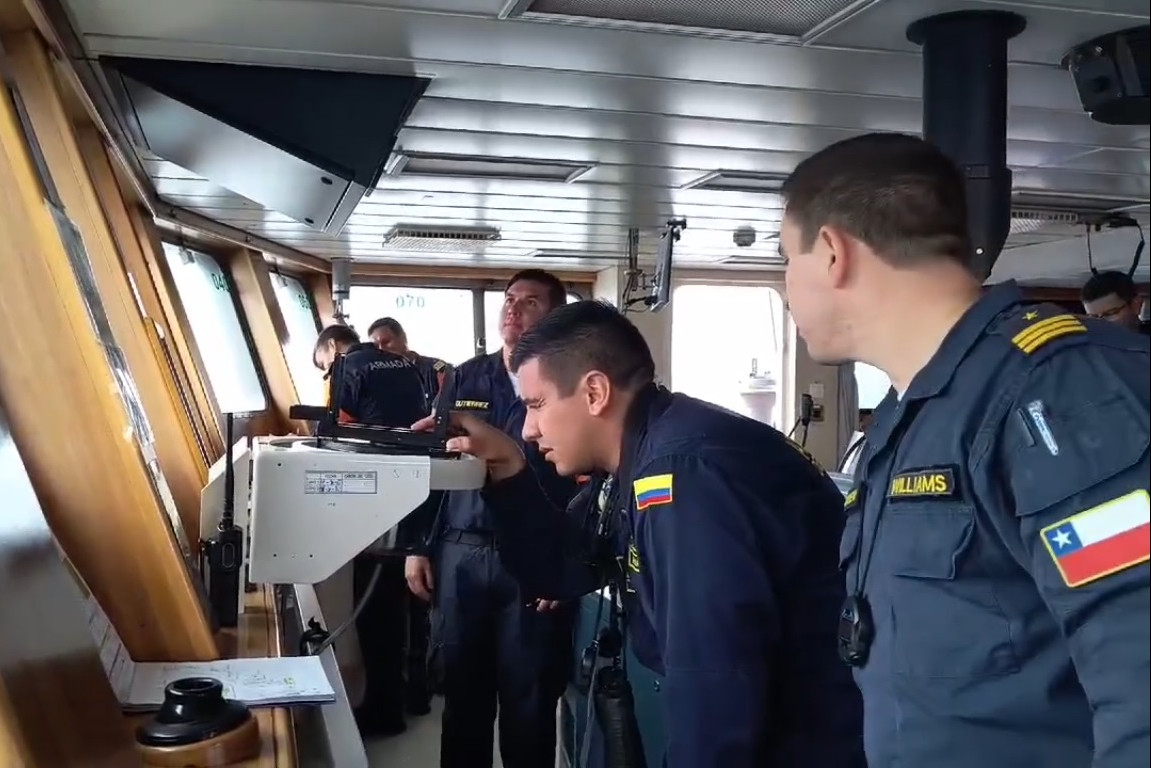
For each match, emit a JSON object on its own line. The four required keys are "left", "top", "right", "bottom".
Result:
{"left": 1087, "top": 223, "right": 1097, "bottom": 274}
{"left": 1127, "top": 221, "right": 1145, "bottom": 279}
{"left": 299, "top": 561, "right": 385, "bottom": 657}
{"left": 786, "top": 417, "right": 803, "bottom": 439}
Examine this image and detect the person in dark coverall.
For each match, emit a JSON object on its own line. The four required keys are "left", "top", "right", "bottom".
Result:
{"left": 414, "top": 301, "right": 866, "bottom": 768}
{"left": 313, "top": 324, "right": 434, "bottom": 736}
{"left": 777, "top": 133, "right": 1150, "bottom": 766}
{"left": 368, "top": 316, "right": 450, "bottom": 407}
{"left": 313, "top": 324, "right": 429, "bottom": 428}
{"left": 366, "top": 315, "right": 448, "bottom": 715}
{"left": 1081, "top": 270, "right": 1150, "bottom": 336}
{"left": 403, "top": 269, "right": 581, "bottom": 768}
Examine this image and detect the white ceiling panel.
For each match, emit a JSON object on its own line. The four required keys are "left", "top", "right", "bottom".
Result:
{"left": 62, "top": 0, "right": 1149, "bottom": 278}
{"left": 403, "top": 98, "right": 1142, "bottom": 158}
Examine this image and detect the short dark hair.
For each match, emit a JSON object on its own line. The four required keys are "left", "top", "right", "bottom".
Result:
{"left": 510, "top": 300, "right": 655, "bottom": 396}
{"left": 1081, "top": 270, "right": 1137, "bottom": 303}
{"left": 367, "top": 317, "right": 406, "bottom": 340}
{"left": 506, "top": 268, "right": 567, "bottom": 310}
{"left": 781, "top": 132, "right": 970, "bottom": 267}
{"left": 314, "top": 324, "right": 359, "bottom": 357}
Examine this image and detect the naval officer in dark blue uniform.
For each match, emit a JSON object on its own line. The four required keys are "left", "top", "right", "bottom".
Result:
{"left": 367, "top": 316, "right": 450, "bottom": 408}
{"left": 313, "top": 323, "right": 429, "bottom": 429}
{"left": 417, "top": 300, "right": 865, "bottom": 768}
{"left": 403, "top": 269, "right": 580, "bottom": 768}
{"left": 778, "top": 132, "right": 1150, "bottom": 767}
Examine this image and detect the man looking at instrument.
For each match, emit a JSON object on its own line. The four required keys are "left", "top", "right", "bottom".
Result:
{"left": 404, "top": 269, "right": 580, "bottom": 768}
{"left": 415, "top": 300, "right": 865, "bottom": 768}
{"left": 778, "top": 132, "right": 1149, "bottom": 766}
{"left": 313, "top": 324, "right": 428, "bottom": 428}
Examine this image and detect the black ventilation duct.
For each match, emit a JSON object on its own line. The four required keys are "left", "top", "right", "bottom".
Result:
{"left": 908, "top": 11, "right": 1026, "bottom": 280}
{"left": 102, "top": 58, "right": 429, "bottom": 235}
{"left": 1062, "top": 25, "right": 1149, "bottom": 127}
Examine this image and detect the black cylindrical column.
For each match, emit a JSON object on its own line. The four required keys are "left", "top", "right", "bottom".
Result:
{"left": 908, "top": 11, "right": 1027, "bottom": 279}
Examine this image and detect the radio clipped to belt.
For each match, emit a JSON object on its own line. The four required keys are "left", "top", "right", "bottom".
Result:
{"left": 574, "top": 475, "right": 648, "bottom": 768}
{"left": 593, "top": 581, "right": 647, "bottom": 768}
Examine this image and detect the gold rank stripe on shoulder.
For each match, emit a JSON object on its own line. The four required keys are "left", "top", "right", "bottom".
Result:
{"left": 844, "top": 488, "right": 859, "bottom": 510}
{"left": 454, "top": 399, "right": 489, "bottom": 410}
{"left": 433, "top": 359, "right": 446, "bottom": 371}
{"left": 1011, "top": 313, "right": 1087, "bottom": 354}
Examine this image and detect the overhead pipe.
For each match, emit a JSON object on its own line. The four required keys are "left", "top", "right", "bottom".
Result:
{"left": 330, "top": 258, "right": 353, "bottom": 323}
{"left": 908, "top": 11, "right": 1027, "bottom": 279}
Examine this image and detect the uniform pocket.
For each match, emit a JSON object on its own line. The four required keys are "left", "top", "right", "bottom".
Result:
{"left": 887, "top": 504, "right": 1019, "bottom": 679}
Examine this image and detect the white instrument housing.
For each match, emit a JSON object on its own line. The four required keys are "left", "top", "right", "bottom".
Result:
{"left": 247, "top": 437, "right": 485, "bottom": 584}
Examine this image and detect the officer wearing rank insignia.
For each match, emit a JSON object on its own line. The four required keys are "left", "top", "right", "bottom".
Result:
{"left": 778, "top": 132, "right": 1151, "bottom": 767}
{"left": 415, "top": 300, "right": 866, "bottom": 768}
{"left": 404, "top": 269, "right": 580, "bottom": 768}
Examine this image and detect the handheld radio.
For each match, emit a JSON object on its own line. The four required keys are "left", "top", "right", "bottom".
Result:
{"left": 203, "top": 412, "right": 243, "bottom": 628}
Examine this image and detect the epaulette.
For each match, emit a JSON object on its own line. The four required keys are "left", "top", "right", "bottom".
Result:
{"left": 433, "top": 359, "right": 446, "bottom": 371}
{"left": 995, "top": 303, "right": 1087, "bottom": 355}
{"left": 784, "top": 436, "right": 825, "bottom": 472}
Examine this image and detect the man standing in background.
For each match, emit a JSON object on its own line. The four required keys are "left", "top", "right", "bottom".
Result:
{"left": 404, "top": 270, "right": 579, "bottom": 768}
{"left": 1080, "top": 270, "right": 1150, "bottom": 335}
{"left": 368, "top": 316, "right": 449, "bottom": 406}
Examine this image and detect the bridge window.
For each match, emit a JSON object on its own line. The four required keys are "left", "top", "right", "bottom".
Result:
{"left": 162, "top": 244, "right": 267, "bottom": 413}
{"left": 854, "top": 363, "right": 892, "bottom": 410}
{"left": 483, "top": 290, "right": 581, "bottom": 355}
{"left": 671, "top": 284, "right": 786, "bottom": 428}
{"left": 344, "top": 286, "right": 476, "bottom": 365}
{"left": 272, "top": 274, "right": 325, "bottom": 405}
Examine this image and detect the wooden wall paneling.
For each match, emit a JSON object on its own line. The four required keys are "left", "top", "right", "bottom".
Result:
{"left": 0, "top": 686, "right": 34, "bottom": 768}
{"left": 143, "top": 319, "right": 214, "bottom": 476}
{"left": 7, "top": 29, "right": 205, "bottom": 569}
{"left": 128, "top": 206, "right": 226, "bottom": 460}
{"left": 0, "top": 35, "right": 217, "bottom": 662}
{"left": 0, "top": 405, "right": 142, "bottom": 768}
{"left": 228, "top": 247, "right": 306, "bottom": 433}
{"left": 0, "top": 0, "right": 31, "bottom": 34}
{"left": 86, "top": 134, "right": 216, "bottom": 478}
{"left": 307, "top": 272, "right": 338, "bottom": 326}
{"left": 68, "top": 124, "right": 208, "bottom": 556}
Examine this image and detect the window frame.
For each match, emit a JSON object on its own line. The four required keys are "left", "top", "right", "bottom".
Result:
{"left": 349, "top": 276, "right": 591, "bottom": 359}
{"left": 667, "top": 277, "right": 791, "bottom": 428}
{"left": 160, "top": 240, "right": 273, "bottom": 419}
{"left": 270, "top": 269, "right": 327, "bottom": 405}
{"left": 272, "top": 268, "right": 323, "bottom": 331}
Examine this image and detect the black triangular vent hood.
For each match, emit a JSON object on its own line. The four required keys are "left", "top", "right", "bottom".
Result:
{"left": 102, "top": 57, "right": 429, "bottom": 235}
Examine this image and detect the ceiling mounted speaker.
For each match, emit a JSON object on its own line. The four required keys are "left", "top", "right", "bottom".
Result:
{"left": 1062, "top": 26, "right": 1150, "bottom": 126}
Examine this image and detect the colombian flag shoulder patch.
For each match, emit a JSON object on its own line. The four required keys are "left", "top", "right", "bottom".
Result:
{"left": 634, "top": 474, "right": 673, "bottom": 512}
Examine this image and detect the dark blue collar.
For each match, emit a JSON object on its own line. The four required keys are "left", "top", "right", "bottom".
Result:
{"left": 861, "top": 280, "right": 1024, "bottom": 475}
{"left": 904, "top": 280, "right": 1024, "bottom": 402}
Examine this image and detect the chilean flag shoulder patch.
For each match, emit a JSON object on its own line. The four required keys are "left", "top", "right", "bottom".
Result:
{"left": 1041, "top": 490, "right": 1150, "bottom": 588}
